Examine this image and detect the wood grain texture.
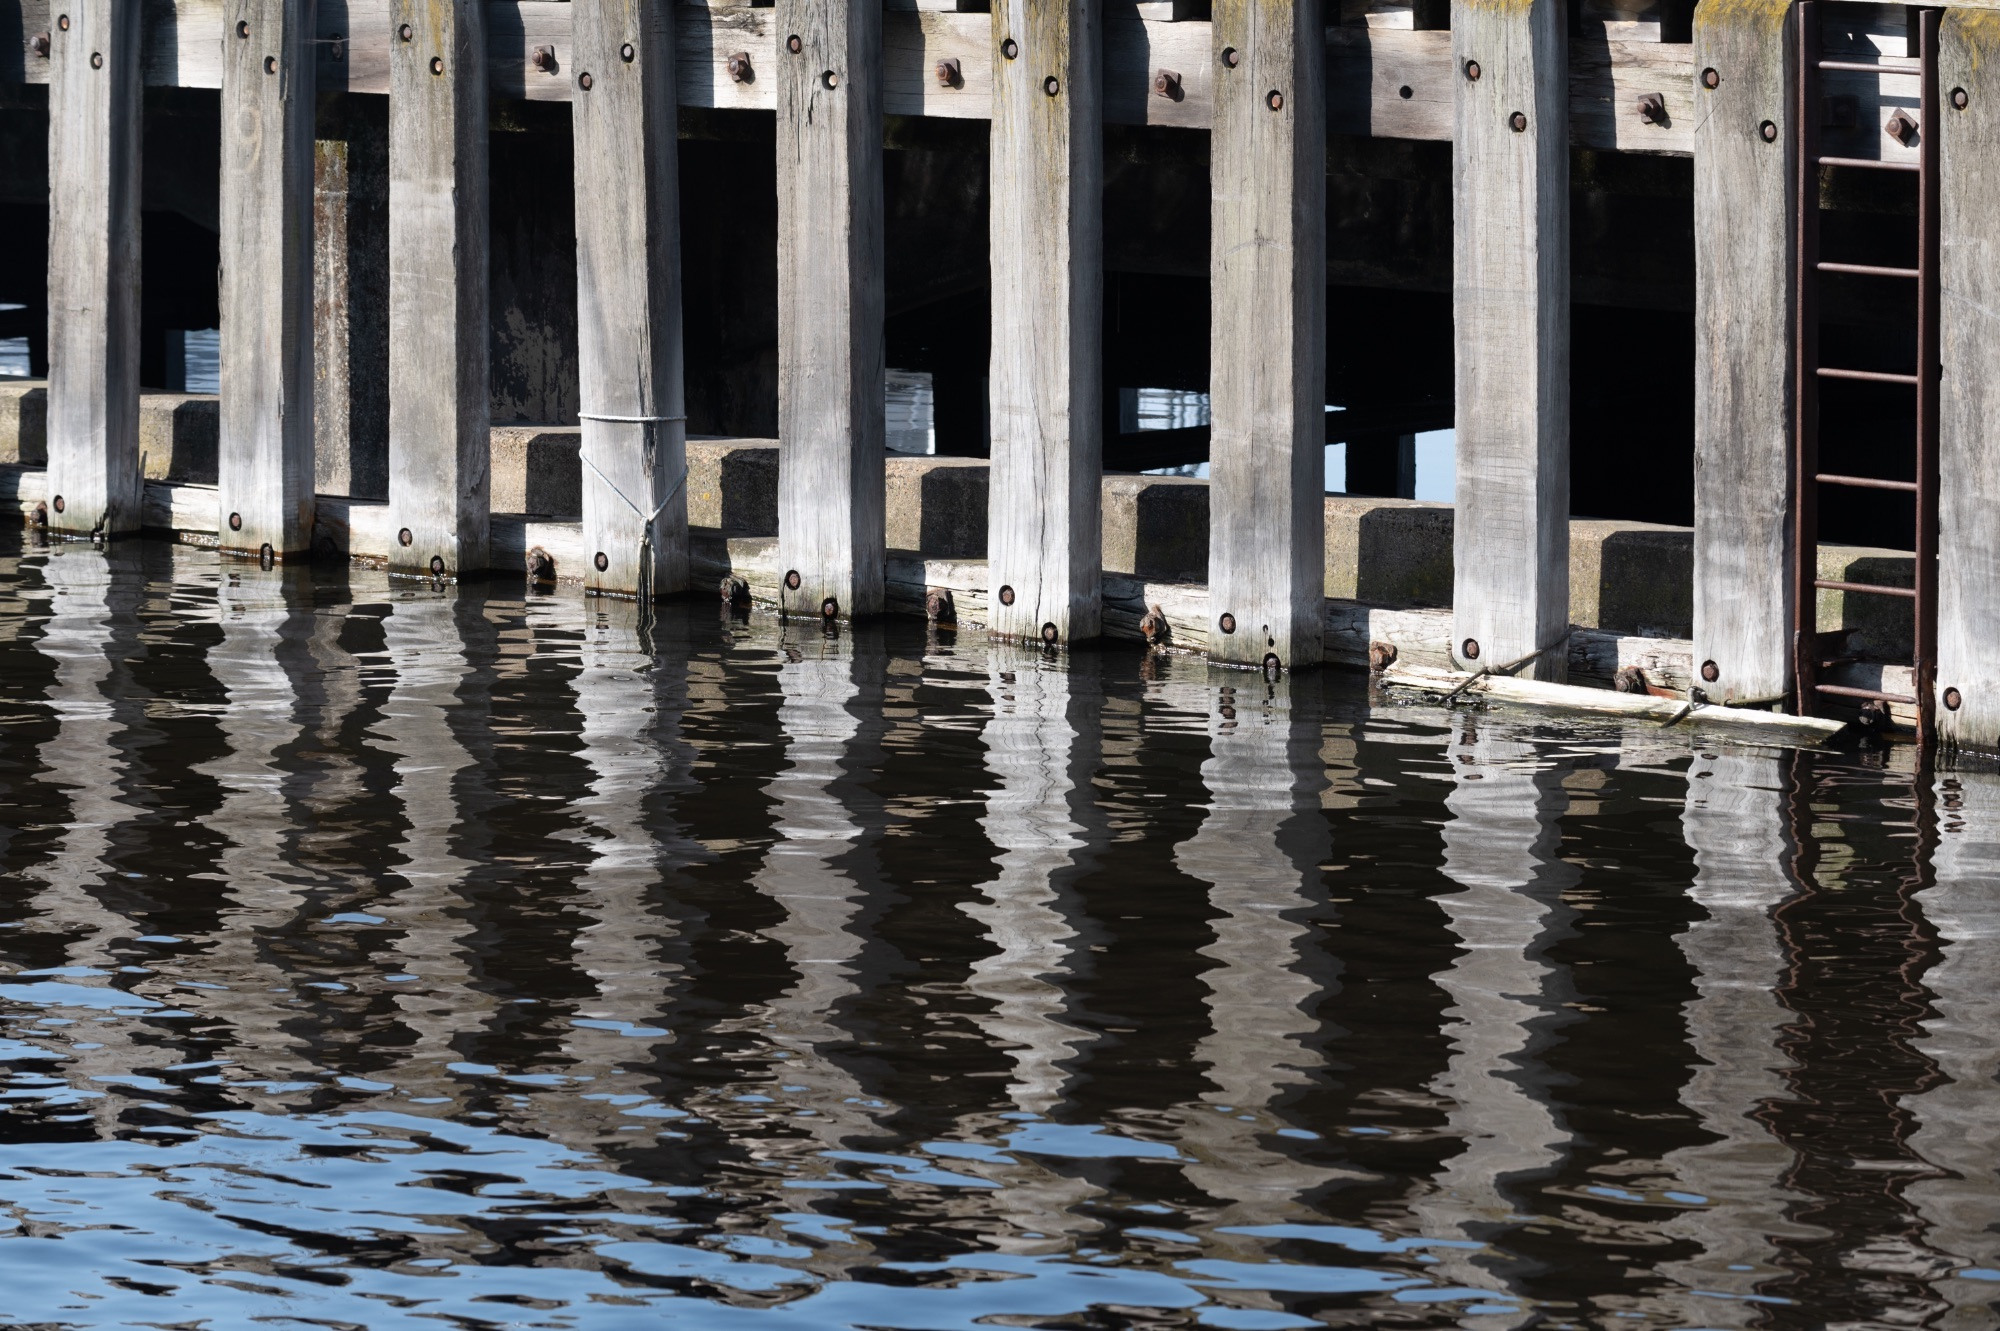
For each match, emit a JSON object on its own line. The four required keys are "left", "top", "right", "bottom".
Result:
{"left": 219, "top": 0, "right": 317, "bottom": 559}
{"left": 1691, "top": 0, "right": 1793, "bottom": 704}
{"left": 45, "top": 0, "right": 143, "bottom": 538}
{"left": 1208, "top": 0, "right": 1326, "bottom": 668}
{"left": 387, "top": 0, "right": 489, "bottom": 577}
{"left": 775, "top": 0, "right": 886, "bottom": 620}
{"left": 1936, "top": 9, "right": 2000, "bottom": 752}
{"left": 1451, "top": 0, "right": 1570, "bottom": 681}
{"left": 986, "top": 0, "right": 1103, "bottom": 645}
{"left": 573, "top": 0, "right": 688, "bottom": 600}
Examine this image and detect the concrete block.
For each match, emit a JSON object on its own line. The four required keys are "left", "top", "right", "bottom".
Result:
{"left": 490, "top": 425, "right": 582, "bottom": 516}
{"left": 1569, "top": 518, "right": 1694, "bottom": 637}
{"left": 1819, "top": 544, "right": 1915, "bottom": 663}
{"left": 1102, "top": 473, "right": 1208, "bottom": 582}
{"left": 886, "top": 455, "right": 989, "bottom": 557}
{"left": 1325, "top": 496, "right": 1455, "bottom": 607}
{"left": 0, "top": 379, "right": 46, "bottom": 466}
{"left": 139, "top": 393, "right": 218, "bottom": 484}
{"left": 687, "top": 438, "right": 779, "bottom": 535}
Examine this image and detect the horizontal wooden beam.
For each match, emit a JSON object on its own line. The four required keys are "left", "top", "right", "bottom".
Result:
{"left": 2, "top": 0, "right": 1704, "bottom": 153}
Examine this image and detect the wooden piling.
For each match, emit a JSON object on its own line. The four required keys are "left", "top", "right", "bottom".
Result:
{"left": 1691, "top": 0, "right": 1794, "bottom": 706}
{"left": 219, "top": 0, "right": 318, "bottom": 560}
{"left": 573, "top": 0, "right": 688, "bottom": 599}
{"left": 387, "top": 0, "right": 489, "bottom": 579}
{"left": 775, "top": 0, "right": 886, "bottom": 621}
{"left": 987, "top": 0, "right": 1103, "bottom": 647}
{"left": 1936, "top": 10, "right": 2000, "bottom": 752}
{"left": 45, "top": 0, "right": 141, "bottom": 540}
{"left": 1450, "top": 0, "right": 1568, "bottom": 681}
{"left": 1208, "top": 0, "right": 1326, "bottom": 670}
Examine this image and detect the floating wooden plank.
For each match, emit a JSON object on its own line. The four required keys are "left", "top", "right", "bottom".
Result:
{"left": 44, "top": 0, "right": 143, "bottom": 540}
{"left": 1208, "top": 0, "right": 1326, "bottom": 668}
{"left": 774, "top": 0, "right": 886, "bottom": 621}
{"left": 218, "top": 0, "right": 317, "bottom": 560}
{"left": 986, "top": 0, "right": 1103, "bottom": 646}
{"left": 1690, "top": 0, "right": 1793, "bottom": 706}
{"left": 1450, "top": 0, "right": 1570, "bottom": 680}
{"left": 573, "top": 0, "right": 688, "bottom": 600}
{"left": 386, "top": 0, "right": 490, "bottom": 578}
{"left": 1937, "top": 9, "right": 2000, "bottom": 753}
{"left": 1381, "top": 663, "right": 1850, "bottom": 741}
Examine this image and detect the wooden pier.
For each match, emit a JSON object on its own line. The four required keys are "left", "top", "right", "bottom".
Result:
{"left": 0, "top": 0, "right": 1992, "bottom": 749}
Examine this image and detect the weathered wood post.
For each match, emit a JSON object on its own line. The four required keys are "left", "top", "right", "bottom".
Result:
{"left": 1450, "top": 0, "right": 1568, "bottom": 681}
{"left": 1209, "top": 0, "right": 1326, "bottom": 671}
{"left": 1936, "top": 10, "right": 2000, "bottom": 752}
{"left": 1691, "top": 0, "right": 1794, "bottom": 706}
{"left": 573, "top": 0, "right": 688, "bottom": 599}
{"left": 388, "top": 0, "right": 489, "bottom": 579}
{"left": 219, "top": 0, "right": 318, "bottom": 561}
{"left": 987, "top": 0, "right": 1103, "bottom": 647}
{"left": 775, "top": 0, "right": 885, "bottom": 621}
{"left": 45, "top": 0, "right": 141, "bottom": 540}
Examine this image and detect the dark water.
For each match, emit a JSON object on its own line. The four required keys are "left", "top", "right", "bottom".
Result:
{"left": 0, "top": 538, "right": 1995, "bottom": 1331}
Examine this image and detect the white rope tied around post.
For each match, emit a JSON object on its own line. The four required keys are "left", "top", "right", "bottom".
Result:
{"left": 579, "top": 411, "right": 689, "bottom": 617}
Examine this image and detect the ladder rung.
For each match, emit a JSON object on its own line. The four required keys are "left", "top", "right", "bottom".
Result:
{"left": 1815, "top": 682, "right": 1918, "bottom": 705}
{"left": 1815, "top": 578, "right": 1918, "bottom": 599}
{"left": 1818, "top": 58, "right": 1920, "bottom": 73}
{"left": 1816, "top": 261, "right": 1920, "bottom": 279}
{"left": 1815, "top": 472, "right": 1920, "bottom": 492}
{"left": 1818, "top": 366, "right": 1922, "bottom": 385}
{"left": 1817, "top": 155, "right": 1922, "bottom": 173}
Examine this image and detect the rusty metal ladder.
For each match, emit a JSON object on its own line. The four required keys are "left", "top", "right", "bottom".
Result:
{"left": 1792, "top": 1, "right": 1942, "bottom": 746}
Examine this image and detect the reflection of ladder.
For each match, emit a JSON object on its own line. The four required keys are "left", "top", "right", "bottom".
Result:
{"left": 1791, "top": 1, "right": 1941, "bottom": 747}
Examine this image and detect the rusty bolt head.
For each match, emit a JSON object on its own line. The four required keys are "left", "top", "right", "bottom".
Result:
{"left": 1509, "top": 110, "right": 1528, "bottom": 132}
{"left": 1267, "top": 88, "right": 1284, "bottom": 111}
{"left": 1040, "top": 622, "right": 1059, "bottom": 646}
{"left": 398, "top": 22, "right": 412, "bottom": 41}
{"left": 89, "top": 50, "right": 101, "bottom": 68}
{"left": 1886, "top": 108, "right": 1919, "bottom": 146}
{"left": 786, "top": 33, "right": 802, "bottom": 54}
{"left": 1952, "top": 86, "right": 1969, "bottom": 110}
{"left": 727, "top": 50, "right": 753, "bottom": 82}
{"left": 1001, "top": 37, "right": 1018, "bottom": 60}
{"left": 528, "top": 548, "right": 557, "bottom": 583}
{"left": 1218, "top": 612, "right": 1237, "bottom": 635}
{"left": 430, "top": 554, "right": 446, "bottom": 576}
{"left": 57, "top": 14, "right": 69, "bottom": 32}
{"left": 784, "top": 568, "right": 802, "bottom": 590}
{"left": 1760, "top": 119, "right": 1777, "bottom": 142}
{"left": 620, "top": 42, "right": 635, "bottom": 63}
{"left": 51, "top": 495, "right": 65, "bottom": 514}
{"left": 228, "top": 511, "right": 243, "bottom": 532}
{"left": 1702, "top": 66, "right": 1720, "bottom": 89}
{"left": 264, "top": 54, "right": 276, "bottom": 73}
{"left": 823, "top": 69, "right": 839, "bottom": 89}
{"left": 428, "top": 55, "right": 442, "bottom": 74}
{"left": 1700, "top": 659, "right": 1720, "bottom": 683}
{"left": 1464, "top": 58, "right": 1481, "bottom": 82}
{"left": 1461, "top": 637, "right": 1481, "bottom": 661}
{"left": 926, "top": 588, "right": 954, "bottom": 623}
{"left": 1944, "top": 686, "right": 1963, "bottom": 711}
{"left": 935, "top": 56, "right": 959, "bottom": 87}
{"left": 998, "top": 584, "right": 1016, "bottom": 606}
{"left": 821, "top": 596, "right": 839, "bottom": 619}
{"left": 1044, "top": 75, "right": 1060, "bottom": 97}
{"left": 31, "top": 31, "right": 49, "bottom": 56}
{"left": 1153, "top": 68, "right": 1181, "bottom": 99}
{"left": 531, "top": 44, "right": 555, "bottom": 72}
{"left": 1615, "top": 665, "right": 1648, "bottom": 694}
{"left": 1220, "top": 45, "right": 1239, "bottom": 68}
{"left": 578, "top": 70, "right": 592, "bottom": 90}
{"left": 1140, "top": 605, "right": 1169, "bottom": 646}
{"left": 397, "top": 527, "right": 413, "bottom": 547}
{"left": 1263, "top": 653, "right": 1282, "bottom": 678}
{"left": 593, "top": 551, "right": 609, "bottom": 572}
{"left": 1636, "top": 91, "right": 1666, "bottom": 124}
{"left": 236, "top": 19, "right": 250, "bottom": 37}
{"left": 1368, "top": 641, "right": 1398, "bottom": 671}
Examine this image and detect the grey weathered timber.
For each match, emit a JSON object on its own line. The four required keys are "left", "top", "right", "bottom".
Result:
{"left": 1691, "top": 0, "right": 1793, "bottom": 706}
{"left": 1208, "top": 0, "right": 1326, "bottom": 669}
{"left": 987, "top": 0, "right": 1102, "bottom": 645}
{"left": 1450, "top": 0, "right": 1568, "bottom": 681}
{"left": 1937, "top": 10, "right": 2000, "bottom": 753}
{"left": 45, "top": 0, "right": 141, "bottom": 539}
{"left": 573, "top": 0, "right": 688, "bottom": 600}
{"left": 219, "top": 0, "right": 318, "bottom": 559}
{"left": 775, "top": 0, "right": 885, "bottom": 620}
{"left": 387, "top": 0, "right": 490, "bottom": 578}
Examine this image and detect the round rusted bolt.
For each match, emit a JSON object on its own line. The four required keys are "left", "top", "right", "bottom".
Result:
{"left": 429, "top": 55, "right": 443, "bottom": 75}
{"left": 787, "top": 33, "right": 803, "bottom": 54}
{"left": 1263, "top": 653, "right": 1282, "bottom": 678}
{"left": 1044, "top": 75, "right": 1060, "bottom": 97}
{"left": 31, "top": 32, "right": 49, "bottom": 57}
{"left": 998, "top": 584, "right": 1016, "bottom": 606}
{"left": 1368, "top": 641, "right": 1397, "bottom": 671}
{"left": 1218, "top": 612, "right": 1236, "bottom": 635}
{"left": 1509, "top": 110, "right": 1527, "bottom": 132}
{"left": 1140, "top": 604, "right": 1168, "bottom": 645}
{"left": 531, "top": 45, "right": 555, "bottom": 73}
{"left": 1001, "top": 37, "right": 1018, "bottom": 60}
{"left": 89, "top": 50, "right": 101, "bottom": 68}
{"left": 784, "top": 568, "right": 802, "bottom": 590}
{"left": 1220, "top": 45, "right": 1239, "bottom": 68}
{"left": 727, "top": 51, "right": 753, "bottom": 82}
{"left": 1944, "top": 686, "right": 1963, "bottom": 711}
{"left": 1615, "top": 665, "right": 1648, "bottom": 694}
{"left": 1462, "top": 637, "right": 1481, "bottom": 661}
{"left": 578, "top": 70, "right": 592, "bottom": 90}
{"left": 229, "top": 511, "right": 245, "bottom": 532}
{"left": 823, "top": 69, "right": 839, "bottom": 89}
{"left": 57, "top": 14, "right": 70, "bottom": 32}
{"left": 1952, "top": 86, "right": 1969, "bottom": 110}
{"left": 1700, "top": 659, "right": 1720, "bottom": 683}
{"left": 1040, "top": 622, "right": 1059, "bottom": 646}
{"left": 593, "top": 551, "right": 609, "bottom": 572}
{"left": 935, "top": 57, "right": 960, "bottom": 87}
{"left": 1267, "top": 88, "right": 1284, "bottom": 111}
{"left": 926, "top": 588, "right": 954, "bottom": 623}
{"left": 1701, "top": 66, "right": 1720, "bottom": 90}
{"left": 620, "top": 42, "right": 635, "bottom": 63}
{"left": 52, "top": 494, "right": 65, "bottom": 514}
{"left": 397, "top": 527, "right": 413, "bottom": 547}
{"left": 1464, "top": 58, "right": 1481, "bottom": 82}
{"left": 236, "top": 20, "right": 250, "bottom": 37}
{"left": 398, "top": 23, "right": 412, "bottom": 41}
{"left": 259, "top": 542, "right": 275, "bottom": 567}
{"left": 721, "top": 574, "right": 749, "bottom": 605}
{"left": 1636, "top": 91, "right": 1666, "bottom": 124}
{"left": 1760, "top": 119, "right": 1777, "bottom": 142}
{"left": 1153, "top": 68, "right": 1181, "bottom": 99}
{"left": 529, "top": 548, "right": 557, "bottom": 584}
{"left": 430, "top": 555, "right": 446, "bottom": 577}
{"left": 821, "top": 596, "right": 839, "bottom": 619}
{"left": 264, "top": 55, "right": 276, "bottom": 73}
